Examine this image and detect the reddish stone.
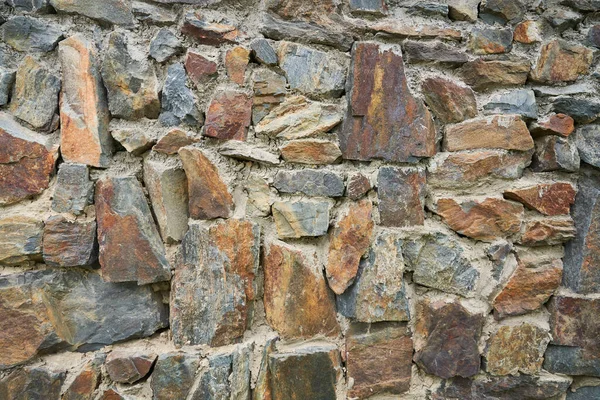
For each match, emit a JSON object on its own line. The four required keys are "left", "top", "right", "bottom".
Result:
{"left": 181, "top": 13, "right": 240, "bottom": 46}
{"left": 153, "top": 128, "right": 198, "bottom": 155}
{"left": 0, "top": 367, "right": 65, "bottom": 400}
{"left": 460, "top": 58, "right": 530, "bottom": 90}
{"left": 62, "top": 361, "right": 101, "bottom": 400}
{"left": 421, "top": 77, "right": 477, "bottom": 124}
{"left": 105, "top": 351, "right": 156, "bottom": 384}
{"left": 100, "top": 389, "right": 125, "bottom": 400}
{"left": 42, "top": 216, "right": 97, "bottom": 267}
{"left": 184, "top": 50, "right": 217, "bottom": 85}
{"left": 519, "top": 218, "right": 576, "bottom": 246}
{"left": 339, "top": 42, "right": 436, "bottom": 162}
{"left": 513, "top": 20, "right": 542, "bottom": 44}
{"left": 531, "top": 135, "right": 579, "bottom": 172}
{"left": 531, "top": 40, "right": 593, "bottom": 83}
{"left": 204, "top": 91, "right": 252, "bottom": 141}
{"left": 378, "top": 167, "right": 426, "bottom": 227}
{"left": 280, "top": 139, "right": 342, "bottom": 165}
{"left": 225, "top": 46, "right": 250, "bottom": 85}
{"left": 504, "top": 183, "right": 576, "bottom": 216}
{"left": 346, "top": 173, "right": 371, "bottom": 200}
{"left": 445, "top": 115, "right": 534, "bottom": 152}
{"left": 530, "top": 113, "right": 574, "bottom": 137}
{"left": 549, "top": 295, "right": 600, "bottom": 352}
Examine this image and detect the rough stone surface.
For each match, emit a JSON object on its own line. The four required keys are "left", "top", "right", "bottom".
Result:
{"left": 151, "top": 353, "right": 200, "bottom": 400}
{"left": 204, "top": 91, "right": 252, "bottom": 141}
{"left": 0, "top": 367, "right": 65, "bottom": 400}
{"left": 62, "top": 360, "right": 102, "bottom": 400}
{"left": 403, "top": 40, "right": 469, "bottom": 66}
{"left": 514, "top": 20, "right": 542, "bottom": 43}
{"left": 0, "top": 216, "right": 43, "bottom": 265}
{"left": 531, "top": 135, "right": 580, "bottom": 172}
{"left": 549, "top": 295, "right": 600, "bottom": 351}
{"left": 184, "top": 50, "right": 218, "bottom": 85}
{"left": 0, "top": 68, "right": 15, "bottom": 107}
{"left": 531, "top": 113, "right": 575, "bottom": 137}
{"left": 544, "top": 345, "right": 600, "bottom": 376}
{"left": 421, "top": 77, "right": 477, "bottom": 124}
{"left": 42, "top": 216, "right": 97, "bottom": 267}
{"left": 483, "top": 89, "right": 537, "bottom": 120}
{"left": 153, "top": 128, "right": 197, "bottom": 154}
{"left": 159, "top": 63, "right": 202, "bottom": 127}
{"left": 272, "top": 201, "right": 330, "bottom": 238}
{"left": 504, "top": 183, "right": 576, "bottom": 216}
{"left": 479, "top": 0, "right": 525, "bottom": 23}
{"left": 460, "top": 58, "right": 530, "bottom": 90}
{"left": 51, "top": 163, "right": 93, "bottom": 214}
{"left": 272, "top": 169, "right": 344, "bottom": 197}
{"left": 280, "top": 139, "right": 342, "bottom": 165}
{"left": 0, "top": 16, "right": 62, "bottom": 52}
{"left": 50, "top": 0, "right": 133, "bottom": 25}
{"left": 181, "top": 12, "right": 239, "bottom": 46}
{"left": 218, "top": 140, "right": 280, "bottom": 166}
{"left": 133, "top": 1, "right": 177, "bottom": 26}
{"left": 150, "top": 28, "right": 182, "bottom": 63}
{"left": 346, "top": 173, "right": 371, "bottom": 200}
{"left": 251, "top": 69, "right": 286, "bottom": 124}
{"left": 468, "top": 28, "right": 513, "bottom": 54}
{"left": 105, "top": 351, "right": 156, "bottom": 384}
{"left": 531, "top": 40, "right": 593, "bottom": 83}
{"left": 553, "top": 97, "right": 600, "bottom": 124}
{"left": 377, "top": 167, "right": 426, "bottom": 227}
{"left": 225, "top": 46, "right": 250, "bottom": 85}
{"left": 519, "top": 218, "right": 577, "bottom": 246}
{"left": 110, "top": 127, "right": 154, "bottom": 155}
{"left": 249, "top": 38, "right": 277, "bottom": 66}
{"left": 576, "top": 125, "right": 600, "bottom": 168}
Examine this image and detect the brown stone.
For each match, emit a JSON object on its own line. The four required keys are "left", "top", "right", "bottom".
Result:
{"left": 280, "top": 139, "right": 341, "bottom": 165}
{"left": 59, "top": 34, "right": 113, "bottom": 168}
{"left": 62, "top": 361, "right": 101, "bottom": 400}
{"left": 468, "top": 28, "right": 513, "bottom": 54}
{"left": 548, "top": 295, "right": 600, "bottom": 351}
{"left": 105, "top": 351, "right": 156, "bottom": 384}
{"left": 204, "top": 91, "right": 252, "bottom": 141}
{"left": 42, "top": 216, "right": 97, "bottom": 267}
{"left": 346, "top": 173, "right": 371, "bottom": 200}
{"left": 339, "top": 41, "right": 436, "bottom": 162}
{"left": 531, "top": 40, "right": 593, "bottom": 83}
{"left": 370, "top": 21, "right": 462, "bottom": 41}
{"left": 346, "top": 323, "right": 413, "bottom": 398}
{"left": 378, "top": 167, "right": 426, "bottom": 227}
{"left": 0, "top": 216, "right": 43, "bottom": 266}
{"left": 326, "top": 200, "right": 374, "bottom": 295}
{"left": 225, "top": 46, "right": 250, "bottom": 85}
{"left": 530, "top": 113, "right": 574, "bottom": 137}
{"left": 504, "top": 183, "right": 576, "bottom": 216}
{"left": 153, "top": 128, "right": 198, "bottom": 154}
{"left": 460, "top": 58, "right": 530, "bottom": 90}
{"left": 436, "top": 198, "right": 524, "bottom": 242}
{"left": 179, "top": 147, "right": 234, "bottom": 220}
{"left": 0, "top": 113, "right": 56, "bottom": 205}
{"left": 422, "top": 77, "right": 477, "bottom": 124}
{"left": 263, "top": 241, "right": 339, "bottom": 339}
{"left": 251, "top": 69, "right": 287, "bottom": 124}
{"left": 184, "top": 50, "right": 217, "bottom": 85}
{"left": 444, "top": 115, "right": 534, "bottom": 152}
{"left": 531, "top": 135, "right": 580, "bottom": 172}
{"left": 100, "top": 389, "right": 124, "bottom": 400}
{"left": 519, "top": 218, "right": 576, "bottom": 246}
{"left": 267, "top": 0, "right": 336, "bottom": 23}
{"left": 181, "top": 12, "right": 240, "bottom": 46}
{"left": 513, "top": 20, "right": 542, "bottom": 43}
{"left": 0, "top": 367, "right": 65, "bottom": 400}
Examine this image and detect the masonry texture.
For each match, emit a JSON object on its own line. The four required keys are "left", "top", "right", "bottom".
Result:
{"left": 0, "top": 0, "right": 599, "bottom": 399}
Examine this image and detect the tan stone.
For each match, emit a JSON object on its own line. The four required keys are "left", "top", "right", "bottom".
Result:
{"left": 460, "top": 58, "right": 530, "bottom": 90}
{"left": 531, "top": 40, "right": 593, "bottom": 83}
{"left": 519, "top": 218, "right": 576, "bottom": 246}
{"left": 370, "top": 21, "right": 462, "bottom": 41}
{"left": 280, "top": 139, "right": 341, "bottom": 165}
{"left": 0, "top": 216, "right": 43, "bottom": 265}
{"left": 504, "top": 183, "right": 576, "bottom": 216}
{"left": 153, "top": 128, "right": 198, "bottom": 155}
{"left": 225, "top": 46, "right": 250, "bottom": 85}
{"left": 421, "top": 77, "right": 477, "bottom": 124}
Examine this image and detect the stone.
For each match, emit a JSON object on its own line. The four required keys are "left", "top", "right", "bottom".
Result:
{"left": 181, "top": 12, "right": 239, "bottom": 46}
{"left": 102, "top": 32, "right": 160, "bottom": 120}
{"left": 62, "top": 360, "right": 102, "bottom": 400}
{"left": 101, "top": 388, "right": 124, "bottom": 400}
{"left": 184, "top": 50, "right": 218, "bottom": 85}
{"left": 42, "top": 216, "right": 98, "bottom": 267}
{"left": 326, "top": 200, "right": 374, "bottom": 295}
{"left": 504, "top": 183, "right": 576, "bottom": 216}
{"left": 52, "top": 163, "right": 94, "bottom": 215}
{"left": 280, "top": 139, "right": 341, "bottom": 165}
{"left": 577, "top": 126, "right": 600, "bottom": 169}
{"left": 370, "top": 22, "right": 462, "bottom": 41}
{"left": 564, "top": 0, "right": 600, "bottom": 11}
{"left": 0, "top": 113, "right": 56, "bottom": 205}
{"left": 468, "top": 28, "right": 513, "bottom": 54}
{"left": 251, "top": 69, "right": 286, "bottom": 125}
{"left": 531, "top": 135, "right": 580, "bottom": 172}
{"left": 403, "top": 232, "right": 479, "bottom": 297}
{"left": 0, "top": 16, "right": 62, "bottom": 52}
{"left": 265, "top": 0, "right": 337, "bottom": 22}
{"left": 191, "top": 353, "right": 234, "bottom": 399}
{"left": 530, "top": 113, "right": 574, "bottom": 137}
{"left": 245, "top": 176, "right": 272, "bottom": 218}
{"left": 59, "top": 35, "right": 113, "bottom": 168}
{"left": 377, "top": 167, "right": 426, "bottom": 227}
{"left": 346, "top": 173, "right": 371, "bottom": 200}
{"left": 49, "top": 0, "right": 133, "bottom": 25}
{"left": 479, "top": 0, "right": 525, "bottom": 24}
{"left": 444, "top": 115, "right": 534, "bottom": 152}
{"left": 446, "top": 0, "right": 479, "bottom": 21}
{"left": 0, "top": 68, "right": 15, "bottom": 106}
{"left": 403, "top": 40, "right": 468, "bottom": 66}
{"left": 421, "top": 77, "right": 477, "bottom": 124}
{"left": 151, "top": 353, "right": 200, "bottom": 400}
{"left": 7, "top": 0, "right": 52, "bottom": 13}
{"left": 346, "top": 323, "right": 412, "bottom": 398}
{"left": 263, "top": 241, "right": 339, "bottom": 338}
{"left": 0, "top": 216, "right": 43, "bottom": 265}
{"left": 483, "top": 90, "right": 537, "bottom": 120}
{"left": 549, "top": 295, "right": 600, "bottom": 351}
{"left": 111, "top": 127, "right": 155, "bottom": 155}
{"left": 493, "top": 258, "right": 563, "bottom": 318}
{"left": 414, "top": 300, "right": 484, "bottom": 379}
{"left": 544, "top": 8, "right": 582, "bottom": 32}
{"left": 149, "top": 29, "right": 182, "bottom": 63}
{"left": 272, "top": 201, "right": 330, "bottom": 238}
{"left": 218, "top": 141, "right": 280, "bottom": 165}
{"left": 519, "top": 218, "right": 577, "bottom": 246}
{"left": 340, "top": 42, "right": 436, "bottom": 162}
{"left": 255, "top": 95, "right": 342, "bottom": 140}
{"left": 544, "top": 345, "right": 600, "bottom": 377}
{"left": 568, "top": 386, "right": 600, "bottom": 400}
{"left": 590, "top": 25, "right": 600, "bottom": 48}
{"left": 225, "top": 46, "right": 250, "bottom": 85}
{"left": 513, "top": 20, "right": 542, "bottom": 43}
{"left": 159, "top": 63, "right": 203, "bottom": 127}
{"left": 485, "top": 324, "right": 549, "bottom": 376}
{"left": 277, "top": 41, "right": 347, "bottom": 98}
{"left": 249, "top": 38, "right": 277, "bottom": 66}
{"left": 337, "top": 232, "right": 410, "bottom": 322}
{"left": 553, "top": 97, "right": 600, "bottom": 124}
{"left": 105, "top": 351, "right": 156, "bottom": 384}
{"left": 253, "top": 338, "right": 277, "bottom": 400}
{"left": 460, "top": 58, "right": 530, "bottom": 90}
{"left": 132, "top": 1, "right": 177, "bottom": 25}
{"left": 272, "top": 169, "right": 344, "bottom": 197}
{"left": 95, "top": 176, "right": 171, "bottom": 285}
{"left": 349, "top": 0, "right": 387, "bottom": 15}
{"left": 143, "top": 159, "right": 189, "bottom": 243}
{"left": 10, "top": 56, "right": 60, "bottom": 131}
{"left": 486, "top": 241, "right": 512, "bottom": 280}
{"left": 408, "top": 2, "right": 448, "bottom": 19}
{"left": 533, "top": 82, "right": 594, "bottom": 97}
{"left": 153, "top": 128, "right": 197, "bottom": 154}
{"left": 0, "top": 367, "right": 65, "bottom": 400}
{"left": 179, "top": 147, "right": 234, "bottom": 220}
{"left": 204, "top": 91, "right": 252, "bottom": 141}
{"left": 531, "top": 40, "right": 593, "bottom": 83}
{"left": 231, "top": 345, "right": 252, "bottom": 400}
{"left": 436, "top": 198, "right": 524, "bottom": 241}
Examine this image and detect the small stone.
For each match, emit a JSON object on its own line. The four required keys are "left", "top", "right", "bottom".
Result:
{"left": 230, "top": 345, "right": 252, "bottom": 400}
{"left": 62, "top": 360, "right": 102, "bottom": 400}
{"left": 184, "top": 50, "right": 218, "bottom": 85}
{"left": 446, "top": 0, "right": 479, "bottom": 21}
{"left": 421, "top": 77, "right": 477, "bottom": 123}
{"left": 42, "top": 216, "right": 97, "bottom": 267}
{"left": 533, "top": 82, "right": 595, "bottom": 97}
{"left": 483, "top": 89, "right": 537, "bottom": 120}
{"left": 549, "top": 295, "right": 600, "bottom": 351}
{"left": 179, "top": 147, "right": 234, "bottom": 220}
{"left": 280, "top": 139, "right": 341, "bottom": 165}
{"left": 436, "top": 198, "right": 524, "bottom": 241}
{"left": 181, "top": 12, "right": 239, "bottom": 46}
{"left": 253, "top": 338, "right": 277, "bottom": 400}
{"left": 349, "top": 0, "right": 387, "bottom": 15}
{"left": 149, "top": 28, "right": 182, "bottom": 63}
{"left": 377, "top": 167, "right": 426, "bottom": 227}
{"left": 111, "top": 127, "right": 154, "bottom": 155}
{"left": 530, "top": 113, "right": 574, "bottom": 137}
{"left": 479, "top": 0, "right": 525, "bottom": 24}
{"left": 531, "top": 40, "right": 593, "bottom": 83}
{"left": 531, "top": 135, "right": 580, "bottom": 172}
{"left": 272, "top": 201, "right": 330, "bottom": 238}
{"left": 0, "top": 16, "right": 62, "bottom": 52}
{"left": 100, "top": 388, "right": 124, "bottom": 400}
{"left": 576, "top": 125, "right": 600, "bottom": 168}
{"left": 346, "top": 173, "right": 371, "bottom": 200}
{"left": 403, "top": 41, "right": 468, "bottom": 66}
{"left": 95, "top": 176, "right": 171, "bottom": 285}
{"left": 153, "top": 128, "right": 197, "bottom": 154}
{"left": 0, "top": 367, "right": 65, "bottom": 400}
{"left": 544, "top": 8, "right": 582, "bottom": 32}
{"left": 249, "top": 38, "right": 277, "bottom": 66}
{"left": 544, "top": 345, "right": 600, "bottom": 377}
{"left": 0, "top": 216, "right": 43, "bottom": 265}
{"left": 568, "top": 386, "right": 600, "bottom": 400}
{"left": 272, "top": 169, "right": 344, "bottom": 197}
{"left": 519, "top": 218, "right": 576, "bottom": 246}
{"left": 105, "top": 351, "right": 156, "bottom": 384}
{"left": 409, "top": 2, "right": 449, "bottom": 19}
{"left": 218, "top": 141, "right": 280, "bottom": 165}
{"left": 504, "top": 183, "right": 575, "bottom": 216}
{"left": 513, "top": 20, "right": 542, "bottom": 43}
{"left": 251, "top": 69, "right": 286, "bottom": 125}
{"left": 264, "top": 241, "right": 339, "bottom": 338}
{"left": 225, "top": 46, "right": 250, "bottom": 85}
{"left": 159, "top": 63, "right": 202, "bottom": 127}
{"left": 554, "top": 97, "right": 600, "bottom": 124}
{"left": 245, "top": 176, "right": 272, "bottom": 217}
{"left": 460, "top": 58, "right": 530, "bottom": 90}
{"left": 49, "top": 0, "right": 133, "bottom": 26}
{"left": 132, "top": 1, "right": 177, "bottom": 25}
{"left": 52, "top": 163, "right": 94, "bottom": 215}
{"left": 7, "top": 0, "right": 52, "bottom": 13}
{"left": 486, "top": 241, "right": 512, "bottom": 280}
{"left": 204, "top": 91, "right": 252, "bottom": 141}
{"left": 0, "top": 68, "right": 15, "bottom": 106}
{"left": 151, "top": 353, "right": 200, "bottom": 400}
{"left": 370, "top": 22, "right": 462, "bottom": 41}
{"left": 589, "top": 25, "right": 600, "bottom": 48}
{"left": 468, "top": 28, "right": 513, "bottom": 54}
{"left": 191, "top": 353, "right": 235, "bottom": 399}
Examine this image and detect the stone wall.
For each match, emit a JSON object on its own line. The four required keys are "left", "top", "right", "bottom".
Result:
{"left": 0, "top": 0, "right": 599, "bottom": 399}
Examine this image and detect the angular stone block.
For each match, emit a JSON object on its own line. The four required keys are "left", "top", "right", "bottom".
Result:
{"left": 377, "top": 167, "right": 426, "bottom": 227}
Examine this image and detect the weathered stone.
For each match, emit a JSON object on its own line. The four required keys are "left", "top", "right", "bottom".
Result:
{"left": 253, "top": 338, "right": 277, "bottom": 400}
{"left": 7, "top": 0, "right": 52, "bottom": 13}
{"left": 95, "top": 176, "right": 171, "bottom": 284}
{"left": 184, "top": 50, "right": 218, "bottom": 85}
{"left": 534, "top": 82, "right": 595, "bottom": 98}
{"left": 52, "top": 163, "right": 93, "bottom": 215}
{"left": 265, "top": 0, "right": 336, "bottom": 24}
{"left": 549, "top": 295, "right": 600, "bottom": 351}
{"left": 513, "top": 20, "right": 542, "bottom": 43}
{"left": 340, "top": 42, "right": 436, "bottom": 162}
{"left": 49, "top": 0, "right": 133, "bottom": 25}
{"left": 245, "top": 176, "right": 272, "bottom": 218}
{"left": 0, "top": 216, "right": 43, "bottom": 265}
{"left": 531, "top": 40, "right": 593, "bottom": 83}
{"left": 403, "top": 40, "right": 468, "bottom": 66}
{"left": 204, "top": 91, "right": 252, "bottom": 141}
{"left": 277, "top": 41, "right": 347, "bottom": 98}
{"left": 519, "top": 218, "right": 577, "bottom": 246}
{"left": 272, "top": 201, "right": 330, "bottom": 238}
{"left": 564, "top": 0, "right": 600, "bottom": 11}
{"left": 468, "top": 28, "right": 513, "bottom": 54}
{"left": 251, "top": 69, "right": 286, "bottom": 125}
{"left": 346, "top": 323, "right": 412, "bottom": 398}
{"left": 421, "top": 77, "right": 477, "bottom": 124}
{"left": 226, "top": 46, "right": 250, "bottom": 85}
{"left": 486, "top": 241, "right": 512, "bottom": 280}
{"left": 544, "top": 8, "right": 582, "bottom": 33}
{"left": 0, "top": 113, "right": 56, "bottom": 205}
{"left": 377, "top": 167, "right": 426, "bottom": 227}
{"left": 111, "top": 127, "right": 154, "bottom": 155}
{"left": 231, "top": 345, "right": 252, "bottom": 400}
{"left": 151, "top": 353, "right": 200, "bottom": 400}
{"left": 589, "top": 25, "right": 600, "bottom": 48}
{"left": 153, "top": 128, "right": 197, "bottom": 154}
{"left": 190, "top": 353, "right": 234, "bottom": 399}
{"left": 531, "top": 135, "right": 580, "bottom": 172}
{"left": 159, "top": 63, "right": 202, "bottom": 127}
{"left": 249, "top": 38, "right": 277, "bottom": 66}
{"left": 42, "top": 216, "right": 97, "bottom": 267}
{"left": 143, "top": 159, "right": 189, "bottom": 243}
{"left": 414, "top": 300, "right": 484, "bottom": 379}
{"left": 337, "top": 232, "right": 410, "bottom": 322}
{"left": 408, "top": 2, "right": 448, "bottom": 19}
{"left": 263, "top": 241, "right": 339, "bottom": 338}
{"left": 568, "top": 386, "right": 600, "bottom": 400}
{"left": 280, "top": 139, "right": 341, "bottom": 165}
{"left": 62, "top": 360, "right": 102, "bottom": 400}
{"left": 0, "top": 367, "right": 65, "bottom": 400}
{"left": 531, "top": 113, "right": 574, "bottom": 137}
{"left": 181, "top": 12, "right": 239, "bottom": 45}
{"left": 446, "top": 0, "right": 479, "bottom": 21}
{"left": 485, "top": 324, "right": 549, "bottom": 376}
{"left": 100, "top": 388, "right": 124, "bottom": 400}
{"left": 133, "top": 1, "right": 177, "bottom": 25}
{"left": 578, "top": 126, "right": 600, "bottom": 169}
{"left": 544, "top": 345, "right": 600, "bottom": 377}
{"left": 346, "top": 173, "right": 371, "bottom": 200}
{"left": 370, "top": 21, "right": 462, "bottom": 41}
{"left": 479, "top": 0, "right": 525, "bottom": 24}
{"left": 553, "top": 97, "right": 600, "bottom": 124}
{"left": 273, "top": 169, "right": 344, "bottom": 197}
{"left": 0, "top": 16, "right": 62, "bottom": 52}
{"left": 493, "top": 258, "right": 563, "bottom": 318}
{"left": 403, "top": 232, "right": 479, "bottom": 297}
{"left": 105, "top": 351, "right": 156, "bottom": 384}
{"left": 436, "top": 198, "right": 524, "bottom": 241}
{"left": 10, "top": 56, "right": 60, "bottom": 131}
{"left": 218, "top": 141, "right": 280, "bottom": 165}
{"left": 484, "top": 90, "right": 537, "bottom": 120}
{"left": 0, "top": 68, "right": 15, "bottom": 106}
{"left": 349, "top": 0, "right": 387, "bottom": 15}
{"left": 150, "top": 29, "right": 182, "bottom": 63}
{"left": 179, "top": 147, "right": 234, "bottom": 220}
{"left": 444, "top": 115, "right": 534, "bottom": 152}
{"left": 460, "top": 58, "right": 530, "bottom": 90}
{"left": 504, "top": 183, "right": 576, "bottom": 216}
{"left": 59, "top": 35, "right": 113, "bottom": 168}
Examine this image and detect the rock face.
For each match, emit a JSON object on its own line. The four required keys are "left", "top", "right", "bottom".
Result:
{"left": 531, "top": 40, "right": 593, "bottom": 83}
{"left": 225, "top": 46, "right": 250, "bottom": 85}
{"left": 532, "top": 135, "right": 580, "bottom": 172}
{"left": 42, "top": 216, "right": 98, "bottom": 267}
{"left": 0, "top": 367, "right": 65, "bottom": 400}
{"left": 105, "top": 351, "right": 156, "bottom": 384}
{"left": 484, "top": 89, "right": 537, "bottom": 120}
{"left": 544, "top": 345, "right": 600, "bottom": 376}
{"left": 49, "top": 0, "right": 134, "bottom": 26}
{"left": 0, "top": 216, "right": 43, "bottom": 265}
{"left": 251, "top": 69, "right": 286, "bottom": 124}
{"left": 504, "top": 183, "right": 576, "bottom": 216}
{"left": 0, "top": 16, "right": 63, "bottom": 52}
{"left": 340, "top": 42, "right": 436, "bottom": 162}
{"left": 531, "top": 113, "right": 574, "bottom": 137}
{"left": 519, "top": 218, "right": 576, "bottom": 246}
{"left": 0, "top": 68, "right": 15, "bottom": 107}
{"left": 51, "top": 163, "right": 93, "bottom": 215}
{"left": 576, "top": 125, "right": 600, "bottom": 168}
{"left": 280, "top": 139, "right": 342, "bottom": 164}
{"left": 377, "top": 167, "right": 426, "bottom": 227}
{"left": 150, "top": 29, "right": 182, "bottom": 63}
{"left": 549, "top": 295, "right": 600, "bottom": 351}
{"left": 62, "top": 360, "right": 102, "bottom": 400}
{"left": 204, "top": 91, "right": 252, "bottom": 141}
{"left": 460, "top": 58, "right": 530, "bottom": 90}
{"left": 151, "top": 353, "right": 200, "bottom": 400}
{"left": 181, "top": 12, "right": 240, "bottom": 46}
{"left": 95, "top": 176, "right": 171, "bottom": 285}
{"left": 403, "top": 40, "right": 469, "bottom": 66}
{"left": 153, "top": 128, "right": 197, "bottom": 155}
{"left": 421, "top": 77, "right": 477, "bottom": 123}
{"left": 272, "top": 169, "right": 344, "bottom": 197}
{"left": 468, "top": 28, "right": 513, "bottom": 54}
{"left": 272, "top": 201, "right": 330, "bottom": 238}
{"left": 346, "top": 173, "right": 371, "bottom": 200}
{"left": 159, "top": 63, "right": 202, "bottom": 127}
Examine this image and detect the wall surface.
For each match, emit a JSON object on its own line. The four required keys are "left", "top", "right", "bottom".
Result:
{"left": 0, "top": 0, "right": 599, "bottom": 399}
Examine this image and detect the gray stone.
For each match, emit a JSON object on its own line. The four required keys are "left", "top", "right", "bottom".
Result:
{"left": 218, "top": 141, "right": 280, "bottom": 165}
{"left": 42, "top": 216, "right": 98, "bottom": 267}
{"left": 533, "top": 82, "right": 594, "bottom": 97}
{"left": 245, "top": 176, "right": 272, "bottom": 217}
{"left": 446, "top": 0, "right": 479, "bottom": 21}
{"left": 403, "top": 233, "right": 479, "bottom": 297}
{"left": 6, "top": 0, "right": 52, "bottom": 13}
{"left": 486, "top": 241, "right": 512, "bottom": 280}
{"left": 0, "top": 16, "right": 62, "bottom": 52}
{"left": 408, "top": 2, "right": 449, "bottom": 19}
{"left": 403, "top": 40, "right": 468, "bottom": 66}
{"left": 544, "top": 8, "right": 582, "bottom": 33}
{"left": 272, "top": 201, "right": 330, "bottom": 238}
{"left": 484, "top": 89, "right": 537, "bottom": 120}
{"left": 531, "top": 135, "right": 580, "bottom": 172}
{"left": 132, "top": 1, "right": 177, "bottom": 25}
{"left": 250, "top": 38, "right": 277, "bottom": 66}
{"left": 553, "top": 97, "right": 600, "bottom": 124}
{"left": 349, "top": 0, "right": 387, "bottom": 15}
{"left": 190, "top": 354, "right": 232, "bottom": 400}
{"left": 576, "top": 125, "right": 600, "bottom": 169}
{"left": 230, "top": 345, "right": 251, "bottom": 400}
{"left": 159, "top": 63, "right": 203, "bottom": 127}
{"left": 0, "top": 367, "right": 65, "bottom": 400}
{"left": 150, "top": 28, "right": 183, "bottom": 63}
{"left": 151, "top": 353, "right": 200, "bottom": 400}
{"left": 0, "top": 67, "right": 15, "bottom": 106}
{"left": 252, "top": 69, "right": 286, "bottom": 125}
{"left": 52, "top": 163, "right": 94, "bottom": 215}
{"left": 111, "top": 127, "right": 155, "bottom": 155}
{"left": 377, "top": 167, "right": 426, "bottom": 227}
{"left": 544, "top": 345, "right": 600, "bottom": 376}
{"left": 562, "top": 0, "right": 600, "bottom": 11}
{"left": 479, "top": 0, "right": 526, "bottom": 24}
{"left": 49, "top": 0, "right": 134, "bottom": 26}
{"left": 568, "top": 386, "right": 600, "bottom": 399}
{"left": 0, "top": 216, "right": 43, "bottom": 265}
{"left": 468, "top": 28, "right": 513, "bottom": 54}
{"left": 272, "top": 169, "right": 344, "bottom": 197}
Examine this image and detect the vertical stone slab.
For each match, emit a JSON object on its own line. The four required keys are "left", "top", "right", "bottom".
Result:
{"left": 377, "top": 167, "right": 426, "bottom": 227}
{"left": 51, "top": 163, "right": 93, "bottom": 215}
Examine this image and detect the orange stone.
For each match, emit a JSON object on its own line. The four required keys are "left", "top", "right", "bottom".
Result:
{"left": 519, "top": 218, "right": 576, "bottom": 246}
{"left": 280, "top": 139, "right": 342, "bottom": 165}
{"left": 62, "top": 361, "right": 101, "bottom": 400}
{"left": 530, "top": 40, "right": 593, "bottom": 83}
{"left": 204, "top": 91, "right": 252, "bottom": 141}
{"left": 530, "top": 113, "right": 574, "bottom": 137}
{"left": 513, "top": 20, "right": 541, "bottom": 44}
{"left": 460, "top": 58, "right": 530, "bottom": 90}
{"left": 504, "top": 183, "right": 576, "bottom": 216}
{"left": 225, "top": 46, "right": 250, "bottom": 85}
{"left": 153, "top": 128, "right": 198, "bottom": 155}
